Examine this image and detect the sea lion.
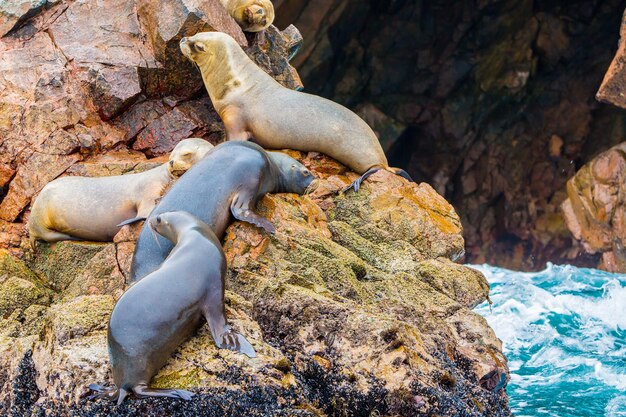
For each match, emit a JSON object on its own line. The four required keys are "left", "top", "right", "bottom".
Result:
{"left": 28, "top": 138, "right": 213, "bottom": 245}
{"left": 129, "top": 141, "right": 314, "bottom": 282}
{"left": 179, "top": 31, "right": 413, "bottom": 192}
{"left": 220, "top": 0, "right": 274, "bottom": 32}
{"left": 89, "top": 211, "right": 255, "bottom": 405}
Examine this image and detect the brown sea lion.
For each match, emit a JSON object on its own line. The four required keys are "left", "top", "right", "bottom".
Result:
{"left": 220, "top": 0, "right": 274, "bottom": 32}
{"left": 129, "top": 141, "right": 314, "bottom": 282}
{"left": 28, "top": 138, "right": 213, "bottom": 245}
{"left": 179, "top": 31, "right": 413, "bottom": 192}
{"left": 89, "top": 211, "right": 255, "bottom": 405}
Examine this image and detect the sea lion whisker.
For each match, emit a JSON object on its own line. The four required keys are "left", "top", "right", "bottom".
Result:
{"left": 149, "top": 225, "right": 162, "bottom": 249}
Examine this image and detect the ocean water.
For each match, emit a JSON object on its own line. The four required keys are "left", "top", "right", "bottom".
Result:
{"left": 472, "top": 263, "right": 626, "bottom": 417}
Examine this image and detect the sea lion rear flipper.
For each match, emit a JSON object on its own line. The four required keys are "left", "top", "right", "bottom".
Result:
{"left": 387, "top": 167, "right": 414, "bottom": 183}
{"left": 230, "top": 194, "right": 276, "bottom": 234}
{"left": 343, "top": 167, "right": 382, "bottom": 193}
{"left": 117, "top": 216, "right": 147, "bottom": 227}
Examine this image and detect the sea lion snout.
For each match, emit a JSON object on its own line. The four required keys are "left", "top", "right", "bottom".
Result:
{"left": 149, "top": 215, "right": 161, "bottom": 230}
{"left": 245, "top": 5, "right": 265, "bottom": 24}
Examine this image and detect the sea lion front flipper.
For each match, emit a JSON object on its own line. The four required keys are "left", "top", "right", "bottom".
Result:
{"left": 117, "top": 216, "right": 147, "bottom": 227}
{"left": 86, "top": 383, "right": 123, "bottom": 403}
{"left": 221, "top": 107, "right": 251, "bottom": 141}
{"left": 133, "top": 384, "right": 194, "bottom": 401}
{"left": 230, "top": 193, "right": 276, "bottom": 234}
{"left": 219, "top": 326, "right": 257, "bottom": 358}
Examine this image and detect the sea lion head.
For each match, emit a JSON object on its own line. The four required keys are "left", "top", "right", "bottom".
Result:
{"left": 267, "top": 151, "right": 316, "bottom": 195}
{"left": 235, "top": 0, "right": 274, "bottom": 32}
{"left": 168, "top": 138, "right": 214, "bottom": 177}
{"left": 150, "top": 211, "right": 199, "bottom": 243}
{"left": 180, "top": 31, "right": 237, "bottom": 64}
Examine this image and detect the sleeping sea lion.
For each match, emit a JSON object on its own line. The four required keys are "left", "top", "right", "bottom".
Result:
{"left": 129, "top": 141, "right": 314, "bottom": 282}
{"left": 28, "top": 138, "right": 213, "bottom": 245}
{"left": 179, "top": 31, "right": 413, "bottom": 192}
{"left": 220, "top": 0, "right": 274, "bottom": 32}
{"left": 89, "top": 211, "right": 255, "bottom": 405}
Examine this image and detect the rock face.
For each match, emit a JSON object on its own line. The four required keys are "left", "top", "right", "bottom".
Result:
{"left": 273, "top": 0, "right": 626, "bottom": 270}
{"left": 0, "top": 156, "right": 509, "bottom": 416}
{"left": 0, "top": 0, "right": 300, "bottom": 242}
{"left": 562, "top": 143, "right": 626, "bottom": 272}
{"left": 597, "top": 9, "right": 626, "bottom": 109}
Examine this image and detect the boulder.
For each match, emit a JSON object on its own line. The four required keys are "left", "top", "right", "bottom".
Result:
{"left": 562, "top": 143, "right": 626, "bottom": 272}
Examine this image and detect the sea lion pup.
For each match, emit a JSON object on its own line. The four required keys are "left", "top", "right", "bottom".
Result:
{"left": 27, "top": 138, "right": 213, "bottom": 245}
{"left": 129, "top": 141, "right": 314, "bottom": 282}
{"left": 89, "top": 211, "right": 256, "bottom": 405}
{"left": 179, "top": 31, "right": 413, "bottom": 192}
{"left": 220, "top": 0, "right": 274, "bottom": 32}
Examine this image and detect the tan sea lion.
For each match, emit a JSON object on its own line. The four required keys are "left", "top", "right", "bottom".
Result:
{"left": 179, "top": 31, "right": 413, "bottom": 192}
{"left": 28, "top": 138, "right": 214, "bottom": 245}
{"left": 88, "top": 211, "right": 255, "bottom": 405}
{"left": 220, "top": 0, "right": 274, "bottom": 32}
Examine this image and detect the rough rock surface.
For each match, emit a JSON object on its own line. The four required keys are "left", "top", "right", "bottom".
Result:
{"left": 273, "top": 0, "right": 626, "bottom": 270}
{"left": 0, "top": 155, "right": 510, "bottom": 416}
{"left": 0, "top": 0, "right": 301, "bottom": 236}
{"left": 562, "top": 143, "right": 626, "bottom": 272}
{"left": 597, "top": 9, "right": 626, "bottom": 109}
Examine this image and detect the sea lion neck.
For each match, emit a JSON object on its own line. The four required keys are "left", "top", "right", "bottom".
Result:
{"left": 197, "top": 44, "right": 246, "bottom": 106}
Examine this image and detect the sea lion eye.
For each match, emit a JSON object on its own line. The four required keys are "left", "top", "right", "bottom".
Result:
{"left": 156, "top": 217, "right": 162, "bottom": 224}
{"left": 194, "top": 43, "right": 205, "bottom": 52}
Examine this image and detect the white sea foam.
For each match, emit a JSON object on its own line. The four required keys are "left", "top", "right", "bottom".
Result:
{"left": 471, "top": 263, "right": 626, "bottom": 417}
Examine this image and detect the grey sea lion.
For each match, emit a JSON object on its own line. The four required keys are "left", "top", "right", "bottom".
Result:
{"left": 89, "top": 211, "right": 255, "bottom": 405}
{"left": 129, "top": 141, "right": 314, "bottom": 282}
{"left": 28, "top": 138, "right": 213, "bottom": 245}
{"left": 220, "top": 0, "right": 274, "bottom": 32}
{"left": 179, "top": 31, "right": 413, "bottom": 192}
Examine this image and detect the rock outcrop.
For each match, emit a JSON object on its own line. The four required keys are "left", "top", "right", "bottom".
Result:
{"left": 273, "top": 0, "right": 626, "bottom": 270}
{"left": 0, "top": 0, "right": 301, "bottom": 248}
{"left": 562, "top": 143, "right": 626, "bottom": 272}
{"left": 0, "top": 156, "right": 509, "bottom": 416}
{"left": 561, "top": 9, "right": 626, "bottom": 273}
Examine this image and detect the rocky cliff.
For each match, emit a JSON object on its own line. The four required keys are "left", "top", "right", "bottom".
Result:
{"left": 561, "top": 9, "right": 626, "bottom": 273}
{"left": 0, "top": 1, "right": 509, "bottom": 416}
{"left": 273, "top": 0, "right": 626, "bottom": 271}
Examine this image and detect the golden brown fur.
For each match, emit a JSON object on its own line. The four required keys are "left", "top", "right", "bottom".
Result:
{"left": 28, "top": 139, "right": 213, "bottom": 245}
{"left": 220, "top": 0, "right": 274, "bottom": 32}
{"left": 180, "top": 32, "right": 413, "bottom": 191}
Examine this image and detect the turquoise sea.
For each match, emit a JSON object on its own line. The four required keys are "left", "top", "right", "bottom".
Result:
{"left": 472, "top": 264, "right": 626, "bottom": 417}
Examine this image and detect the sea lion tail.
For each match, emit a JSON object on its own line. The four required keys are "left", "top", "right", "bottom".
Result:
{"left": 387, "top": 167, "right": 414, "bottom": 183}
